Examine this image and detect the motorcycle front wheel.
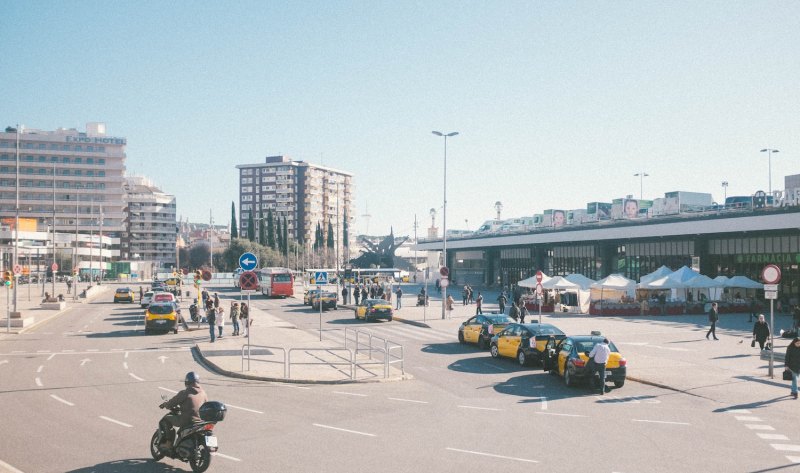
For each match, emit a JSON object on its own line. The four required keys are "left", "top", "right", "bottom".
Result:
{"left": 189, "top": 444, "right": 211, "bottom": 472}
{"left": 149, "top": 431, "right": 165, "bottom": 461}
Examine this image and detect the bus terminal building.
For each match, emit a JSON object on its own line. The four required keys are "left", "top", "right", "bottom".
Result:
{"left": 414, "top": 192, "right": 800, "bottom": 304}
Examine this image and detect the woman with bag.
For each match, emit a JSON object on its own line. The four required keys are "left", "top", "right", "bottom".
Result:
{"left": 752, "top": 314, "right": 770, "bottom": 350}
{"left": 230, "top": 302, "right": 240, "bottom": 336}
{"left": 785, "top": 337, "right": 800, "bottom": 399}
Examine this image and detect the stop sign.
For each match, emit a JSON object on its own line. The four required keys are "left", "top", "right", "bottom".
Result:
{"left": 536, "top": 271, "right": 543, "bottom": 283}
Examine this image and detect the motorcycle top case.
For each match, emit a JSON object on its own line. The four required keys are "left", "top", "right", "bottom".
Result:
{"left": 199, "top": 401, "right": 227, "bottom": 422}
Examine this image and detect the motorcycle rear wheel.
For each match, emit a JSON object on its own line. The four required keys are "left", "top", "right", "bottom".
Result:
{"left": 149, "top": 431, "right": 165, "bottom": 461}
{"left": 189, "top": 445, "right": 211, "bottom": 472}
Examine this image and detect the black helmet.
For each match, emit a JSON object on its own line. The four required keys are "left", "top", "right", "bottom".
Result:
{"left": 184, "top": 371, "right": 200, "bottom": 387}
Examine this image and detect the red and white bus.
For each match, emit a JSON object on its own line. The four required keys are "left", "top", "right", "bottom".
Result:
{"left": 258, "top": 267, "right": 294, "bottom": 298}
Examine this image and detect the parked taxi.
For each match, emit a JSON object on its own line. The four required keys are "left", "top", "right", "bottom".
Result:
{"left": 354, "top": 298, "right": 393, "bottom": 322}
{"left": 113, "top": 287, "right": 135, "bottom": 303}
{"left": 489, "top": 323, "right": 566, "bottom": 366}
{"left": 458, "top": 314, "right": 515, "bottom": 349}
{"left": 311, "top": 291, "right": 338, "bottom": 310}
{"left": 145, "top": 302, "right": 179, "bottom": 335}
{"left": 303, "top": 289, "right": 320, "bottom": 306}
{"left": 545, "top": 335, "right": 627, "bottom": 389}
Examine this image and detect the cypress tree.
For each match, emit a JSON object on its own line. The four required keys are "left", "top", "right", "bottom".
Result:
{"left": 246, "top": 212, "right": 255, "bottom": 242}
{"left": 267, "top": 209, "right": 276, "bottom": 249}
{"left": 230, "top": 202, "right": 238, "bottom": 239}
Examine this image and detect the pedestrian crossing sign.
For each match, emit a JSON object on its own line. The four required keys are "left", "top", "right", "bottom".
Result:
{"left": 314, "top": 271, "right": 328, "bottom": 285}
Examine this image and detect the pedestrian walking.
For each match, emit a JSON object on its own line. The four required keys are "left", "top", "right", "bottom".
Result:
{"left": 341, "top": 286, "right": 349, "bottom": 305}
{"left": 752, "top": 314, "right": 771, "bottom": 350}
{"left": 395, "top": 287, "right": 403, "bottom": 310}
{"left": 204, "top": 297, "right": 214, "bottom": 319}
{"left": 207, "top": 305, "right": 216, "bottom": 343}
{"left": 353, "top": 285, "right": 360, "bottom": 305}
{"left": 467, "top": 285, "right": 474, "bottom": 304}
{"left": 706, "top": 302, "right": 719, "bottom": 340}
{"left": 139, "top": 286, "right": 143, "bottom": 301}
{"left": 201, "top": 289, "right": 209, "bottom": 304}
{"left": 462, "top": 286, "right": 468, "bottom": 306}
{"left": 588, "top": 338, "right": 612, "bottom": 394}
{"left": 446, "top": 294, "right": 455, "bottom": 317}
{"left": 230, "top": 302, "right": 240, "bottom": 336}
{"left": 475, "top": 292, "right": 483, "bottom": 315}
{"left": 497, "top": 293, "right": 507, "bottom": 314}
{"left": 519, "top": 302, "right": 527, "bottom": 323}
{"left": 509, "top": 302, "right": 520, "bottom": 322}
{"left": 361, "top": 287, "right": 368, "bottom": 302}
{"left": 213, "top": 293, "right": 220, "bottom": 309}
{"left": 216, "top": 306, "right": 225, "bottom": 338}
{"left": 785, "top": 337, "right": 800, "bottom": 399}
{"left": 240, "top": 303, "right": 250, "bottom": 337}
{"left": 66, "top": 278, "right": 73, "bottom": 294}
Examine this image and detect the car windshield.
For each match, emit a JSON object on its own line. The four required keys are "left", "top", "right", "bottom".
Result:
{"left": 576, "top": 340, "right": 619, "bottom": 353}
{"left": 148, "top": 304, "right": 174, "bottom": 315}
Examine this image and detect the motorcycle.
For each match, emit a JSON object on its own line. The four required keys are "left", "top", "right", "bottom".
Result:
{"left": 189, "top": 303, "right": 199, "bottom": 322}
{"left": 150, "top": 395, "right": 227, "bottom": 472}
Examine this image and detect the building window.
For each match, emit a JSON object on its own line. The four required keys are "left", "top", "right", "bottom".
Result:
{"left": 75, "top": 157, "right": 82, "bottom": 164}
{"left": 98, "top": 158, "right": 105, "bottom": 165}
{"left": 98, "top": 171, "right": 105, "bottom": 177}
{"left": 63, "top": 157, "right": 70, "bottom": 163}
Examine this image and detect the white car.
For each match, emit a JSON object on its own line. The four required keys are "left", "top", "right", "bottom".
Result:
{"left": 140, "top": 291, "right": 154, "bottom": 308}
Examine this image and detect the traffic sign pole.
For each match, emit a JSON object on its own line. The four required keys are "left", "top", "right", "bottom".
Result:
{"left": 761, "top": 264, "right": 782, "bottom": 379}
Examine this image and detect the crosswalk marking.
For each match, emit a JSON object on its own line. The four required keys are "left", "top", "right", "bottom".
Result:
{"left": 758, "top": 433, "right": 789, "bottom": 440}
{"left": 771, "top": 444, "right": 800, "bottom": 452}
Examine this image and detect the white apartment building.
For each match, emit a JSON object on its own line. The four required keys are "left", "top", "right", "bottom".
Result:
{"left": 123, "top": 176, "right": 177, "bottom": 268}
{"left": 236, "top": 155, "right": 353, "bottom": 258}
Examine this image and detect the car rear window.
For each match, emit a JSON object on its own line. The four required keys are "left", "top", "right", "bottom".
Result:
{"left": 154, "top": 294, "right": 174, "bottom": 301}
{"left": 486, "top": 315, "right": 513, "bottom": 324}
{"left": 116, "top": 289, "right": 129, "bottom": 293}
{"left": 148, "top": 305, "right": 174, "bottom": 315}
{"left": 576, "top": 340, "right": 619, "bottom": 352}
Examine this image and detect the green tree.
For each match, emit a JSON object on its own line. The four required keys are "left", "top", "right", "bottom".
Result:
{"left": 247, "top": 213, "right": 255, "bottom": 242}
{"left": 282, "top": 215, "right": 289, "bottom": 256}
{"left": 267, "top": 209, "right": 276, "bottom": 249}
{"left": 230, "top": 202, "right": 238, "bottom": 239}
{"left": 342, "top": 209, "right": 348, "bottom": 248}
{"left": 313, "top": 222, "right": 322, "bottom": 251}
{"left": 276, "top": 216, "right": 283, "bottom": 254}
{"left": 258, "top": 214, "right": 266, "bottom": 246}
{"left": 327, "top": 220, "right": 334, "bottom": 249}
{"left": 189, "top": 241, "right": 211, "bottom": 269}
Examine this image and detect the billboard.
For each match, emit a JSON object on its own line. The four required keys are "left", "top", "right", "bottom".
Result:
{"left": 586, "top": 202, "right": 611, "bottom": 220}
{"left": 0, "top": 217, "right": 38, "bottom": 231}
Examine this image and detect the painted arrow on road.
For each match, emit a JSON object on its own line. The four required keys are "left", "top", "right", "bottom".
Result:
{"left": 158, "top": 356, "right": 168, "bottom": 364}
{"left": 80, "top": 358, "right": 91, "bottom": 366}
{"left": 0, "top": 360, "right": 8, "bottom": 366}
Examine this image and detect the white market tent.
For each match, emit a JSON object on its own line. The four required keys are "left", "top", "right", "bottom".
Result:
{"left": 640, "top": 265, "right": 673, "bottom": 286}
{"left": 685, "top": 274, "right": 725, "bottom": 301}
{"left": 541, "top": 276, "right": 579, "bottom": 290}
{"left": 669, "top": 266, "right": 700, "bottom": 285}
{"left": 590, "top": 274, "right": 636, "bottom": 301}
{"left": 518, "top": 272, "right": 551, "bottom": 288}
{"left": 726, "top": 275, "right": 763, "bottom": 289}
{"left": 638, "top": 276, "right": 685, "bottom": 290}
{"left": 564, "top": 273, "right": 595, "bottom": 313}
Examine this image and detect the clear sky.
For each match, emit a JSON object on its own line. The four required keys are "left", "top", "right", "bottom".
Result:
{"left": 2, "top": 1, "right": 798, "bottom": 238}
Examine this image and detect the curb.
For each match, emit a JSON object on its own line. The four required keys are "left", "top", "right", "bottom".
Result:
{"left": 192, "top": 344, "right": 411, "bottom": 385}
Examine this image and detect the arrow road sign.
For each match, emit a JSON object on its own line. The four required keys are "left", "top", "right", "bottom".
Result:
{"left": 314, "top": 271, "right": 328, "bottom": 285}
{"left": 239, "top": 252, "right": 258, "bottom": 271}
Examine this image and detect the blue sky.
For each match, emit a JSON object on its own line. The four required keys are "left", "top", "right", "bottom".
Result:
{"left": 2, "top": 1, "right": 798, "bottom": 237}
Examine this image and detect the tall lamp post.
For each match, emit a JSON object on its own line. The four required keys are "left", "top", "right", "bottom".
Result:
{"left": 432, "top": 130, "right": 458, "bottom": 320}
{"left": 633, "top": 172, "right": 649, "bottom": 200}
{"left": 760, "top": 148, "right": 779, "bottom": 195}
{"left": 721, "top": 181, "right": 729, "bottom": 203}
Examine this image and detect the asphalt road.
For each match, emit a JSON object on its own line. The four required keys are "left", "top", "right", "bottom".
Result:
{"left": 1, "top": 286, "right": 798, "bottom": 472}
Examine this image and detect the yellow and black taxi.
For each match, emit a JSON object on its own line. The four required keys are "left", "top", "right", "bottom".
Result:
{"left": 311, "top": 291, "right": 338, "bottom": 310}
{"left": 144, "top": 302, "right": 179, "bottom": 335}
{"left": 544, "top": 335, "right": 627, "bottom": 389}
{"left": 113, "top": 287, "right": 135, "bottom": 303}
{"left": 354, "top": 298, "right": 393, "bottom": 322}
{"left": 458, "top": 314, "right": 515, "bottom": 349}
{"left": 490, "top": 323, "right": 566, "bottom": 367}
{"left": 303, "top": 288, "right": 320, "bottom": 306}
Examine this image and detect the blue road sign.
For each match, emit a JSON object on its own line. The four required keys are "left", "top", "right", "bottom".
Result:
{"left": 239, "top": 252, "right": 258, "bottom": 271}
{"left": 314, "top": 271, "right": 328, "bottom": 285}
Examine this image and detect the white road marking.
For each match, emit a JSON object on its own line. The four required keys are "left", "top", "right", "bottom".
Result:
{"left": 0, "top": 458, "right": 26, "bottom": 473}
{"left": 269, "top": 382, "right": 311, "bottom": 390}
{"left": 334, "top": 391, "right": 367, "bottom": 397}
{"left": 771, "top": 444, "right": 800, "bottom": 452}
{"left": 129, "top": 373, "right": 145, "bottom": 381}
{"left": 0, "top": 360, "right": 8, "bottom": 366}
{"left": 36, "top": 350, "right": 50, "bottom": 353}
{"left": 458, "top": 405, "right": 502, "bottom": 412}
{"left": 158, "top": 355, "right": 168, "bottom": 364}
{"left": 36, "top": 365, "right": 43, "bottom": 373}
{"left": 86, "top": 349, "right": 99, "bottom": 352}
{"left": 735, "top": 416, "right": 762, "bottom": 422}
{"left": 388, "top": 397, "right": 429, "bottom": 404}
{"left": 758, "top": 433, "right": 789, "bottom": 440}
{"left": 745, "top": 424, "right": 776, "bottom": 431}
{"left": 786, "top": 456, "right": 800, "bottom": 463}
{"left": 46, "top": 353, "right": 56, "bottom": 361}
{"left": 212, "top": 452, "right": 241, "bottom": 462}
{"left": 446, "top": 447, "right": 538, "bottom": 463}
{"left": 226, "top": 404, "right": 264, "bottom": 414}
{"left": 50, "top": 394, "right": 75, "bottom": 406}
{"left": 535, "top": 412, "right": 586, "bottom": 418}
{"left": 536, "top": 396, "right": 547, "bottom": 410}
{"left": 159, "top": 387, "right": 178, "bottom": 394}
{"left": 313, "top": 423, "right": 375, "bottom": 437}
{"left": 35, "top": 377, "right": 43, "bottom": 387}
{"left": 123, "top": 362, "right": 128, "bottom": 370}
{"left": 480, "top": 362, "right": 506, "bottom": 372}
{"left": 99, "top": 416, "right": 132, "bottom": 428}
{"left": 124, "top": 351, "right": 129, "bottom": 359}
{"left": 62, "top": 349, "right": 75, "bottom": 353}
{"left": 632, "top": 419, "right": 690, "bottom": 426}
{"left": 80, "top": 358, "right": 91, "bottom": 366}
{"left": 111, "top": 348, "right": 123, "bottom": 351}
{"left": 726, "top": 409, "right": 751, "bottom": 414}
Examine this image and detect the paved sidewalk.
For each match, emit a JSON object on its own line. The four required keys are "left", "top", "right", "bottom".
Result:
{"left": 2, "top": 281, "right": 112, "bottom": 334}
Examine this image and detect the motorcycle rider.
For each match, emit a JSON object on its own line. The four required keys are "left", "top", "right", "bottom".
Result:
{"left": 159, "top": 372, "right": 208, "bottom": 449}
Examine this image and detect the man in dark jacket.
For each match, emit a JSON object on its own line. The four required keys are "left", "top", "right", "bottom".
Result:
{"left": 159, "top": 372, "right": 209, "bottom": 447}
{"left": 785, "top": 337, "right": 800, "bottom": 399}
{"left": 207, "top": 305, "right": 216, "bottom": 342}
{"left": 706, "top": 302, "right": 719, "bottom": 340}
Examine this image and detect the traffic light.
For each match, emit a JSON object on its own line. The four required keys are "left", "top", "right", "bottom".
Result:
{"left": 3, "top": 271, "right": 12, "bottom": 287}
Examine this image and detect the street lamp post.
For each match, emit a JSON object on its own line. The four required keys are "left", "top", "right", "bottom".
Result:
{"left": 633, "top": 172, "right": 649, "bottom": 200}
{"left": 432, "top": 130, "right": 458, "bottom": 320}
{"left": 760, "top": 148, "right": 779, "bottom": 195}
{"left": 721, "top": 181, "right": 729, "bottom": 203}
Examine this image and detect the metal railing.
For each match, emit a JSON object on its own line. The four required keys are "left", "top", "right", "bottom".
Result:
{"left": 288, "top": 348, "right": 355, "bottom": 380}
{"left": 344, "top": 328, "right": 405, "bottom": 378}
{"left": 241, "top": 344, "right": 288, "bottom": 376}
